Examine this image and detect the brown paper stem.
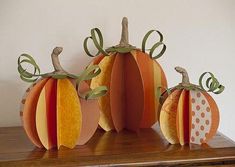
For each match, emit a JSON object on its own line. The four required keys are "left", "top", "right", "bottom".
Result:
{"left": 175, "top": 66, "right": 190, "bottom": 84}
{"left": 51, "top": 47, "right": 66, "bottom": 73}
{"left": 119, "top": 17, "right": 129, "bottom": 46}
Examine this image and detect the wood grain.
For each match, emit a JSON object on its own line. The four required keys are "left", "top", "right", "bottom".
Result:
{"left": 0, "top": 125, "right": 235, "bottom": 166}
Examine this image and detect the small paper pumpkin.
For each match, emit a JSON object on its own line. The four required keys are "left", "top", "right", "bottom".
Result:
{"left": 159, "top": 66, "right": 224, "bottom": 145}
{"left": 18, "top": 47, "right": 107, "bottom": 150}
{"left": 83, "top": 17, "right": 168, "bottom": 132}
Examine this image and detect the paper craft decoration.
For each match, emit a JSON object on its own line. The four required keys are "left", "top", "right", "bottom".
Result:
{"left": 159, "top": 66, "right": 224, "bottom": 145}
{"left": 83, "top": 17, "right": 168, "bottom": 132}
{"left": 18, "top": 47, "right": 107, "bottom": 150}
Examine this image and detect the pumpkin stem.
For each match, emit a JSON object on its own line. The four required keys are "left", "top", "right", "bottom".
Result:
{"left": 119, "top": 17, "right": 129, "bottom": 46}
{"left": 51, "top": 47, "right": 66, "bottom": 72}
{"left": 175, "top": 66, "right": 190, "bottom": 84}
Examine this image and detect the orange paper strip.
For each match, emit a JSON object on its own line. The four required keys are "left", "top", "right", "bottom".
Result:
{"left": 160, "top": 89, "right": 181, "bottom": 144}
{"left": 134, "top": 51, "right": 156, "bottom": 128}
{"left": 201, "top": 92, "right": 219, "bottom": 143}
{"left": 22, "top": 78, "right": 48, "bottom": 148}
{"left": 57, "top": 79, "right": 82, "bottom": 149}
{"left": 77, "top": 82, "right": 100, "bottom": 145}
{"left": 124, "top": 53, "right": 144, "bottom": 131}
{"left": 110, "top": 54, "right": 125, "bottom": 132}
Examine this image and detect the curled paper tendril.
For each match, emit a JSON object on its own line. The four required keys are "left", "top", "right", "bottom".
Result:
{"left": 17, "top": 54, "right": 107, "bottom": 99}
{"left": 84, "top": 28, "right": 166, "bottom": 59}
{"left": 156, "top": 72, "right": 224, "bottom": 104}
{"left": 141, "top": 30, "right": 166, "bottom": 59}
{"left": 17, "top": 54, "right": 41, "bottom": 82}
{"left": 199, "top": 72, "right": 225, "bottom": 94}
{"left": 83, "top": 28, "right": 109, "bottom": 57}
{"left": 76, "top": 65, "right": 108, "bottom": 100}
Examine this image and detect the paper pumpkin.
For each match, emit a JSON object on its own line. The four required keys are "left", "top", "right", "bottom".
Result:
{"left": 18, "top": 47, "right": 107, "bottom": 150}
{"left": 159, "top": 66, "right": 224, "bottom": 145}
{"left": 83, "top": 17, "right": 167, "bottom": 132}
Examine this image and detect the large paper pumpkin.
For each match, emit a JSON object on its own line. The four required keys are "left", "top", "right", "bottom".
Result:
{"left": 18, "top": 47, "right": 107, "bottom": 149}
{"left": 84, "top": 17, "right": 167, "bottom": 132}
{"left": 159, "top": 66, "right": 224, "bottom": 145}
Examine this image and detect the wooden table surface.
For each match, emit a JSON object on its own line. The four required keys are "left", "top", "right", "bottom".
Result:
{"left": 0, "top": 125, "right": 235, "bottom": 166}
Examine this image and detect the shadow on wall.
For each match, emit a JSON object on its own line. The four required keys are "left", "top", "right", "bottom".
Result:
{"left": 0, "top": 80, "right": 22, "bottom": 127}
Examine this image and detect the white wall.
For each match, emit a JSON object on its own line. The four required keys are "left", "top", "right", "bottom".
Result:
{"left": 0, "top": 0, "right": 235, "bottom": 141}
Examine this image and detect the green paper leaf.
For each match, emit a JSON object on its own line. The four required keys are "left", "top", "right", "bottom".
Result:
{"left": 106, "top": 46, "right": 136, "bottom": 53}
{"left": 51, "top": 74, "right": 68, "bottom": 79}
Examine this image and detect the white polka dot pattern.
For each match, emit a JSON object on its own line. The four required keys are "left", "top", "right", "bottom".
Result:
{"left": 190, "top": 90, "right": 211, "bottom": 144}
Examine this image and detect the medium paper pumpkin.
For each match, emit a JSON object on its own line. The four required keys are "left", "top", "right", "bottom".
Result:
{"left": 159, "top": 67, "right": 224, "bottom": 145}
{"left": 18, "top": 47, "right": 107, "bottom": 150}
{"left": 84, "top": 17, "right": 167, "bottom": 132}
